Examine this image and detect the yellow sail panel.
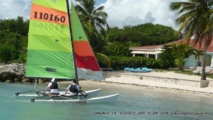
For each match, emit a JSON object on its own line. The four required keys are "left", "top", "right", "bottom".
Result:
{"left": 33, "top": 0, "right": 67, "bottom": 12}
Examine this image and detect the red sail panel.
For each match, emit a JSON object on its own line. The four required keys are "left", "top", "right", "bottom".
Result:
{"left": 74, "top": 41, "right": 101, "bottom": 71}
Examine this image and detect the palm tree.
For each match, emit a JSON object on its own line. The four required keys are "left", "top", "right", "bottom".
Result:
{"left": 75, "top": 0, "right": 109, "bottom": 40}
{"left": 170, "top": 0, "right": 213, "bottom": 80}
{"left": 193, "top": 49, "right": 203, "bottom": 66}
{"left": 170, "top": 43, "right": 193, "bottom": 70}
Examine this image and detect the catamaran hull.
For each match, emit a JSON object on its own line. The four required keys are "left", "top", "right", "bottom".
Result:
{"left": 16, "top": 88, "right": 101, "bottom": 98}
{"left": 30, "top": 93, "right": 119, "bottom": 103}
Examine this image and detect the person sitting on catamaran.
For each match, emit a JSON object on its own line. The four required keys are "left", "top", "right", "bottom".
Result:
{"left": 45, "top": 78, "right": 60, "bottom": 96}
{"left": 64, "top": 80, "right": 87, "bottom": 98}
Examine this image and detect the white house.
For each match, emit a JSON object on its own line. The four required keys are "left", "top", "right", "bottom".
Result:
{"left": 129, "top": 38, "right": 213, "bottom": 68}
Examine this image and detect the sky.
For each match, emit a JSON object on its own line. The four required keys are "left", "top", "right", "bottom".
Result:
{"left": 0, "top": 0, "right": 187, "bottom": 30}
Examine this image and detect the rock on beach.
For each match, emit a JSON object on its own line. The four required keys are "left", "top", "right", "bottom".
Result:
{"left": 0, "top": 63, "right": 25, "bottom": 83}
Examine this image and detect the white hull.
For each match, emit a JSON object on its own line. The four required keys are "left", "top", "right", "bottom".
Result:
{"left": 87, "top": 93, "right": 119, "bottom": 103}
{"left": 31, "top": 93, "right": 119, "bottom": 103}
{"left": 16, "top": 88, "right": 101, "bottom": 98}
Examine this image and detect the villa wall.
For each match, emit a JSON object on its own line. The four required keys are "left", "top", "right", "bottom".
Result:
{"left": 184, "top": 54, "right": 213, "bottom": 68}
{"left": 184, "top": 55, "right": 197, "bottom": 68}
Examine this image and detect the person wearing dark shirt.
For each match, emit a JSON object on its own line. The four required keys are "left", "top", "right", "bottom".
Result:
{"left": 64, "top": 80, "right": 87, "bottom": 98}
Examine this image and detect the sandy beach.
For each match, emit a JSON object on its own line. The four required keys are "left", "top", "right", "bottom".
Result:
{"left": 67, "top": 71, "right": 213, "bottom": 98}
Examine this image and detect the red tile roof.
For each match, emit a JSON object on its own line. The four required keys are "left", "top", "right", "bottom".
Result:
{"left": 130, "top": 37, "right": 213, "bottom": 52}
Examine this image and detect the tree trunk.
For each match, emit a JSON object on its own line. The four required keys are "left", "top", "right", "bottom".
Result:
{"left": 201, "top": 38, "right": 207, "bottom": 80}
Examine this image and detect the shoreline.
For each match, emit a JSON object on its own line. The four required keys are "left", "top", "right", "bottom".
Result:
{"left": 81, "top": 80, "right": 213, "bottom": 98}
{"left": 61, "top": 71, "right": 213, "bottom": 98}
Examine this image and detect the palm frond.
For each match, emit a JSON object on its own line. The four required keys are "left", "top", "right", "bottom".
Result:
{"left": 96, "top": 53, "right": 111, "bottom": 68}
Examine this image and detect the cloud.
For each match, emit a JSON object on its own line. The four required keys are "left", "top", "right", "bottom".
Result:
{"left": 100, "top": 0, "right": 187, "bottom": 30}
{"left": 0, "top": 0, "right": 31, "bottom": 20}
{"left": 0, "top": 0, "right": 187, "bottom": 30}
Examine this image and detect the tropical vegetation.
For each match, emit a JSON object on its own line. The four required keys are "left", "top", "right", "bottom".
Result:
{"left": 103, "top": 24, "right": 180, "bottom": 56}
{"left": 159, "top": 44, "right": 194, "bottom": 70}
{"left": 170, "top": 0, "right": 213, "bottom": 80}
{"left": 0, "top": 16, "right": 28, "bottom": 63}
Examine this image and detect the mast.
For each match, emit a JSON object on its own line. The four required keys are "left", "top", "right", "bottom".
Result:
{"left": 66, "top": 0, "right": 79, "bottom": 85}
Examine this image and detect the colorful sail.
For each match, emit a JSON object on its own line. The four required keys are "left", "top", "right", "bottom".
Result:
{"left": 71, "top": 4, "right": 104, "bottom": 80}
{"left": 26, "top": 0, "right": 75, "bottom": 79}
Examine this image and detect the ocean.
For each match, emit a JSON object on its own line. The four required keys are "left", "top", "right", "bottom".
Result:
{"left": 1, "top": 82, "right": 213, "bottom": 120}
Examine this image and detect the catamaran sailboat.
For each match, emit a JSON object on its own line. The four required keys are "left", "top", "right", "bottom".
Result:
{"left": 15, "top": 0, "right": 119, "bottom": 103}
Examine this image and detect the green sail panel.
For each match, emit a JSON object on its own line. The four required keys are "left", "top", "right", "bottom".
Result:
{"left": 71, "top": 4, "right": 104, "bottom": 80}
{"left": 26, "top": 0, "right": 75, "bottom": 79}
{"left": 71, "top": 4, "right": 87, "bottom": 41}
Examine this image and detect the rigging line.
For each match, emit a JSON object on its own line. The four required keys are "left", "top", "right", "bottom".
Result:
{"left": 34, "top": 78, "right": 37, "bottom": 88}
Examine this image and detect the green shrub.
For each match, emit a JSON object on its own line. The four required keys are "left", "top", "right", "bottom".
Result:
{"left": 101, "top": 56, "right": 162, "bottom": 70}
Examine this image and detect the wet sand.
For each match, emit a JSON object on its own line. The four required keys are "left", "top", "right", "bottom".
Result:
{"left": 61, "top": 71, "right": 213, "bottom": 98}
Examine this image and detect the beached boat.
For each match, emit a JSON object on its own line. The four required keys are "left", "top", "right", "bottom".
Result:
{"left": 16, "top": 0, "right": 119, "bottom": 103}
{"left": 124, "top": 67, "right": 152, "bottom": 72}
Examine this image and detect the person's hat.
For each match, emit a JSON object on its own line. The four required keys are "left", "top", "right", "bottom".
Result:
{"left": 73, "top": 79, "right": 77, "bottom": 83}
{"left": 51, "top": 78, "right": 55, "bottom": 82}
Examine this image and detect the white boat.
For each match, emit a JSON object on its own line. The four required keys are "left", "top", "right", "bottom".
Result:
{"left": 16, "top": 0, "right": 119, "bottom": 103}
{"left": 15, "top": 88, "right": 101, "bottom": 98}
{"left": 30, "top": 93, "right": 119, "bottom": 103}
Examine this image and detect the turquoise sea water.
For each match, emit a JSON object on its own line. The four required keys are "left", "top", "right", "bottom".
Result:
{"left": 1, "top": 82, "right": 213, "bottom": 120}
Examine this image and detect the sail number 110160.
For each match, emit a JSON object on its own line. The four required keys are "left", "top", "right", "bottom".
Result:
{"left": 34, "top": 12, "right": 66, "bottom": 23}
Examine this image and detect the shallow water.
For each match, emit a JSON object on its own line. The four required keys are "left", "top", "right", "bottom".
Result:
{"left": 1, "top": 82, "right": 213, "bottom": 120}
